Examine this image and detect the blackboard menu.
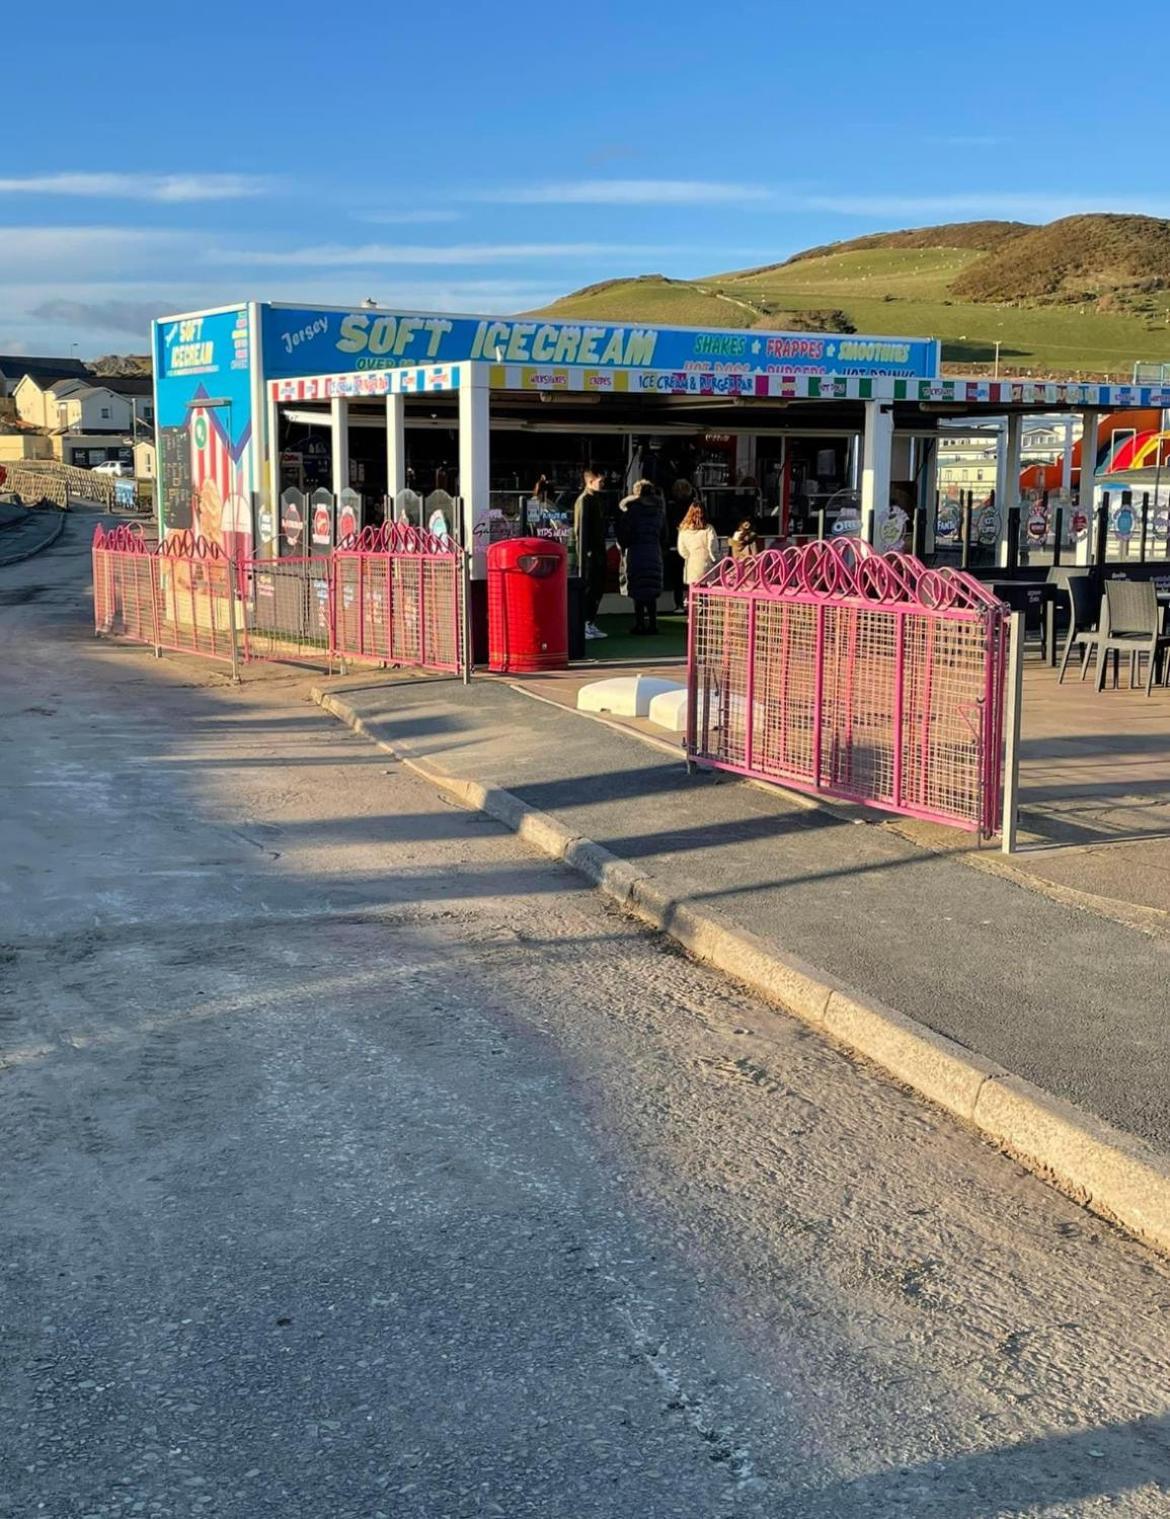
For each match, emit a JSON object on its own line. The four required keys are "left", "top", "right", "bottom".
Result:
{"left": 158, "top": 426, "right": 193, "bottom": 531}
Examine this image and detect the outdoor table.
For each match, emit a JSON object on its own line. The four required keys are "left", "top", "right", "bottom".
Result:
{"left": 992, "top": 581, "right": 1059, "bottom": 666}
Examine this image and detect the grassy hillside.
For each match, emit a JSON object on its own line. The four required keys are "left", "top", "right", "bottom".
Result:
{"left": 953, "top": 214, "right": 1170, "bottom": 304}
{"left": 539, "top": 276, "right": 740, "bottom": 328}
{"left": 775, "top": 220, "right": 1030, "bottom": 266}
{"left": 538, "top": 216, "right": 1170, "bottom": 376}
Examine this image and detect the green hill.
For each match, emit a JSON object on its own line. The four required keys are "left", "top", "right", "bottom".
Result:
{"left": 537, "top": 215, "right": 1170, "bottom": 376}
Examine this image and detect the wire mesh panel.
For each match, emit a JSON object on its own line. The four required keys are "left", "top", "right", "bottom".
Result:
{"left": 92, "top": 524, "right": 237, "bottom": 664}
{"left": 93, "top": 520, "right": 468, "bottom": 681}
{"left": 687, "top": 541, "right": 1009, "bottom": 835}
{"left": 241, "top": 557, "right": 332, "bottom": 663}
{"left": 154, "top": 532, "right": 236, "bottom": 661}
{"left": 331, "top": 522, "right": 465, "bottom": 675}
{"left": 92, "top": 523, "right": 156, "bottom": 644}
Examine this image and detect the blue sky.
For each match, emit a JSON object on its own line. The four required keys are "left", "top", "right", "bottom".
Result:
{"left": 4, "top": 0, "right": 1169, "bottom": 356}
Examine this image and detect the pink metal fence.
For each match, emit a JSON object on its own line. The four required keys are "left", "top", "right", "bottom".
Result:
{"left": 93, "top": 523, "right": 238, "bottom": 662}
{"left": 331, "top": 522, "right": 466, "bottom": 674}
{"left": 93, "top": 522, "right": 467, "bottom": 678}
{"left": 686, "top": 540, "right": 1010, "bottom": 835}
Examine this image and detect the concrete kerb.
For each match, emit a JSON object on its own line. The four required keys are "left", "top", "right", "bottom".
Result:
{"left": 0, "top": 504, "right": 68, "bottom": 568}
{"left": 311, "top": 683, "right": 1170, "bottom": 1256}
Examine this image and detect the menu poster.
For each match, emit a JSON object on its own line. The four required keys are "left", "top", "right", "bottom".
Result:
{"left": 158, "top": 426, "right": 193, "bottom": 532}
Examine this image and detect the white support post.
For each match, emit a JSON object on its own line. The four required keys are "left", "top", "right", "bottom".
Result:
{"left": 330, "top": 396, "right": 349, "bottom": 499}
{"left": 265, "top": 387, "right": 279, "bottom": 558}
{"left": 920, "top": 435, "right": 939, "bottom": 557}
{"left": 997, "top": 412, "right": 1023, "bottom": 567}
{"left": 860, "top": 401, "right": 894, "bottom": 546}
{"left": 458, "top": 366, "right": 491, "bottom": 576}
{"left": 1061, "top": 416, "right": 1075, "bottom": 497}
{"left": 1001, "top": 611, "right": 1024, "bottom": 854}
{"left": 1075, "top": 408, "right": 1099, "bottom": 565}
{"left": 385, "top": 391, "right": 405, "bottom": 503}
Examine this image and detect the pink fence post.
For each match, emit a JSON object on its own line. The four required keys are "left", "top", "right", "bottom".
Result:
{"left": 150, "top": 552, "right": 162, "bottom": 655}
{"left": 684, "top": 598, "right": 698, "bottom": 764}
{"left": 744, "top": 598, "right": 757, "bottom": 773}
{"left": 418, "top": 557, "right": 428, "bottom": 668}
{"left": 812, "top": 602, "right": 826, "bottom": 788}
{"left": 919, "top": 620, "right": 935, "bottom": 808}
{"left": 892, "top": 610, "right": 905, "bottom": 809}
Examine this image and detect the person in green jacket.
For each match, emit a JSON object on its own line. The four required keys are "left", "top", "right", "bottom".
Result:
{"left": 574, "top": 467, "right": 608, "bottom": 639}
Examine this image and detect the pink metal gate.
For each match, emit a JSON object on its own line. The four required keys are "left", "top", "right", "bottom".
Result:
{"left": 331, "top": 522, "right": 467, "bottom": 675}
{"left": 686, "top": 541, "right": 1010, "bottom": 835}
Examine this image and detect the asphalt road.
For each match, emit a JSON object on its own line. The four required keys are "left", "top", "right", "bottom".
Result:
{"left": 0, "top": 500, "right": 66, "bottom": 565}
{"left": 3, "top": 515, "right": 1170, "bottom": 1517}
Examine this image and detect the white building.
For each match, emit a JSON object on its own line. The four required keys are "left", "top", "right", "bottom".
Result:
{"left": 14, "top": 374, "right": 134, "bottom": 433}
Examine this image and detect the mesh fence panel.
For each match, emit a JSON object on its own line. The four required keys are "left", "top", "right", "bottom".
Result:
{"left": 241, "top": 558, "right": 332, "bottom": 663}
{"left": 93, "top": 530, "right": 157, "bottom": 645}
{"left": 93, "top": 522, "right": 467, "bottom": 679}
{"left": 332, "top": 524, "right": 465, "bottom": 674}
{"left": 688, "top": 543, "right": 1008, "bottom": 835}
{"left": 154, "top": 536, "right": 236, "bottom": 661}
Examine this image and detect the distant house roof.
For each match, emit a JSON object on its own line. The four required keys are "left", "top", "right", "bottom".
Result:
{"left": 95, "top": 374, "right": 152, "bottom": 395}
{"left": 13, "top": 373, "right": 75, "bottom": 394}
{"left": 45, "top": 378, "right": 94, "bottom": 401}
{"left": 0, "top": 355, "right": 91, "bottom": 386}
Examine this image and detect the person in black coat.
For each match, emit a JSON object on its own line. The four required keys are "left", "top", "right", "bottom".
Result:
{"left": 573, "top": 466, "right": 608, "bottom": 640}
{"left": 616, "top": 479, "right": 666, "bottom": 635}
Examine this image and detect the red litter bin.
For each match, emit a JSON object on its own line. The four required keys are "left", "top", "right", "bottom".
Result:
{"left": 487, "top": 537, "right": 568, "bottom": 673}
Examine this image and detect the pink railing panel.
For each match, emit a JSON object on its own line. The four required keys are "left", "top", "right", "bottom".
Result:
{"left": 687, "top": 541, "right": 1009, "bottom": 835}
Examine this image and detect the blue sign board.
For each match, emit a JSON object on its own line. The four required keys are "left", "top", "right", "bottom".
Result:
{"left": 152, "top": 304, "right": 256, "bottom": 545}
{"left": 260, "top": 304, "right": 939, "bottom": 381}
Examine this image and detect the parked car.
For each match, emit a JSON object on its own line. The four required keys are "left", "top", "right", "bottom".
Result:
{"left": 93, "top": 460, "right": 133, "bottom": 477}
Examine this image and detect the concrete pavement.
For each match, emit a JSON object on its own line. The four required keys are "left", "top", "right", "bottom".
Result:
{"left": 7, "top": 519, "right": 1170, "bottom": 1514}
{"left": 312, "top": 671, "right": 1170, "bottom": 1168}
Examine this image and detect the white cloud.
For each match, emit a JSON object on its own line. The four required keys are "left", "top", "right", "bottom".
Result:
{"left": 474, "top": 179, "right": 772, "bottom": 206}
{"left": 2, "top": 277, "right": 567, "bottom": 349}
{"left": 220, "top": 241, "right": 674, "bottom": 267}
{"left": 0, "top": 172, "right": 272, "bottom": 201}
{"left": 473, "top": 178, "right": 1170, "bottom": 222}
{"left": 362, "top": 209, "right": 462, "bottom": 225}
{"left": 27, "top": 297, "right": 171, "bottom": 338}
{"left": 0, "top": 226, "right": 182, "bottom": 280}
{"left": 789, "top": 191, "right": 1170, "bottom": 221}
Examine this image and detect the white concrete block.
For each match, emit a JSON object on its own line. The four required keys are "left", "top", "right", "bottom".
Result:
{"left": 577, "top": 674, "right": 684, "bottom": 718}
{"left": 648, "top": 687, "right": 689, "bottom": 732}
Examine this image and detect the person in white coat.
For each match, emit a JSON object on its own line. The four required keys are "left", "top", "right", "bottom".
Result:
{"left": 676, "top": 502, "right": 719, "bottom": 603}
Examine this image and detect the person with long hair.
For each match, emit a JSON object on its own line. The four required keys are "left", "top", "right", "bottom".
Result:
{"left": 676, "top": 501, "right": 719, "bottom": 601}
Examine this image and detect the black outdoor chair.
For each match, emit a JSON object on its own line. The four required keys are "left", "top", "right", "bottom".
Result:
{"left": 1057, "top": 574, "right": 1101, "bottom": 683}
{"left": 1094, "top": 579, "right": 1170, "bottom": 696}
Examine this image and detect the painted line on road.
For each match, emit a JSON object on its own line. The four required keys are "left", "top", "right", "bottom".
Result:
{"left": 313, "top": 685, "right": 1170, "bottom": 1257}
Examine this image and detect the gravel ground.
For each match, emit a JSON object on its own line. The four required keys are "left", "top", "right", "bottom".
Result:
{"left": 2, "top": 517, "right": 1170, "bottom": 1517}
